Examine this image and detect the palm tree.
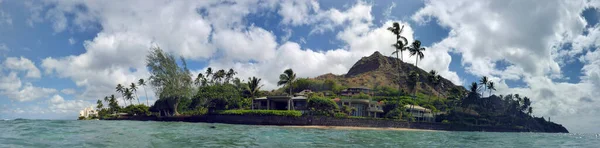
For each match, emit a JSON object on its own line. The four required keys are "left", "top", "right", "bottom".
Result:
{"left": 277, "top": 68, "right": 297, "bottom": 96}
{"left": 487, "top": 81, "right": 496, "bottom": 97}
{"left": 205, "top": 67, "right": 213, "bottom": 84}
{"left": 479, "top": 76, "right": 489, "bottom": 97}
{"left": 428, "top": 70, "right": 440, "bottom": 100}
{"left": 225, "top": 68, "right": 237, "bottom": 84}
{"left": 409, "top": 40, "right": 426, "bottom": 67}
{"left": 388, "top": 22, "right": 409, "bottom": 62}
{"left": 138, "top": 79, "right": 149, "bottom": 106}
{"left": 124, "top": 88, "right": 133, "bottom": 106}
{"left": 103, "top": 96, "right": 109, "bottom": 106}
{"left": 116, "top": 84, "right": 127, "bottom": 106}
{"left": 213, "top": 69, "right": 226, "bottom": 84}
{"left": 469, "top": 82, "right": 479, "bottom": 95}
{"left": 388, "top": 22, "right": 409, "bottom": 107}
{"left": 247, "top": 76, "right": 263, "bottom": 110}
{"left": 194, "top": 73, "right": 204, "bottom": 87}
{"left": 130, "top": 82, "right": 139, "bottom": 104}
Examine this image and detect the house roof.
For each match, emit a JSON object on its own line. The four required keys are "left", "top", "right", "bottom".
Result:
{"left": 404, "top": 105, "right": 432, "bottom": 113}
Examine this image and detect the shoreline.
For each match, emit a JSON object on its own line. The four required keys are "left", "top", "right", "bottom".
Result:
{"left": 282, "top": 125, "right": 439, "bottom": 132}
{"left": 103, "top": 114, "right": 567, "bottom": 133}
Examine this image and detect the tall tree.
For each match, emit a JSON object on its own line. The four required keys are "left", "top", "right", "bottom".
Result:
{"left": 194, "top": 73, "right": 204, "bottom": 87}
{"left": 479, "top": 76, "right": 489, "bottom": 97}
{"left": 428, "top": 70, "right": 441, "bottom": 100}
{"left": 96, "top": 100, "right": 104, "bottom": 110}
{"left": 130, "top": 82, "right": 139, "bottom": 104}
{"left": 213, "top": 69, "right": 226, "bottom": 84}
{"left": 146, "top": 46, "right": 193, "bottom": 116}
{"left": 408, "top": 40, "right": 426, "bottom": 67}
{"left": 388, "top": 22, "right": 410, "bottom": 107}
{"left": 108, "top": 95, "right": 119, "bottom": 113}
{"left": 388, "top": 22, "right": 409, "bottom": 62}
{"left": 138, "top": 79, "right": 150, "bottom": 106}
{"left": 205, "top": 67, "right": 213, "bottom": 84}
{"left": 124, "top": 88, "right": 133, "bottom": 105}
{"left": 103, "top": 96, "right": 109, "bottom": 105}
{"left": 462, "top": 82, "right": 481, "bottom": 111}
{"left": 247, "top": 76, "right": 263, "bottom": 110}
{"left": 116, "top": 84, "right": 127, "bottom": 106}
{"left": 278, "top": 68, "right": 297, "bottom": 96}
{"left": 225, "top": 68, "right": 237, "bottom": 84}
{"left": 487, "top": 81, "right": 496, "bottom": 97}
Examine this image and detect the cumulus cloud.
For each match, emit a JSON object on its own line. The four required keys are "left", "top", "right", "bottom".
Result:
{"left": 4, "top": 56, "right": 41, "bottom": 78}
{"left": 0, "top": 57, "right": 54, "bottom": 102}
{"left": 49, "top": 94, "right": 64, "bottom": 103}
{"left": 60, "top": 88, "right": 76, "bottom": 95}
{"left": 412, "top": 0, "right": 600, "bottom": 133}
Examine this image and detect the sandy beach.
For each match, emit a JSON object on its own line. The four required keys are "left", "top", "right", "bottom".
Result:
{"left": 283, "top": 125, "right": 440, "bottom": 132}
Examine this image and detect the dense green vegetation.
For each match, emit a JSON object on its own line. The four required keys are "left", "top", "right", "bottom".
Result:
{"left": 218, "top": 110, "right": 302, "bottom": 117}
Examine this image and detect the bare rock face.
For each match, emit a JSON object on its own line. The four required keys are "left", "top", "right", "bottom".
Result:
{"left": 346, "top": 51, "right": 391, "bottom": 77}
{"left": 315, "top": 51, "right": 467, "bottom": 98}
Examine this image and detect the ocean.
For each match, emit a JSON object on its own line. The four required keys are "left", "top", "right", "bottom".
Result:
{"left": 0, "top": 119, "right": 597, "bottom": 148}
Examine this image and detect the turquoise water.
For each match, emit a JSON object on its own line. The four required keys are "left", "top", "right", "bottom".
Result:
{"left": 0, "top": 119, "right": 598, "bottom": 148}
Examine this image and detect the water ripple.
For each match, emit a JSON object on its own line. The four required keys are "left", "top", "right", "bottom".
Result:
{"left": 0, "top": 120, "right": 597, "bottom": 148}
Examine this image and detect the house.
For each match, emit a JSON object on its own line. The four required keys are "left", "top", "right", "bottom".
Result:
{"left": 334, "top": 98, "right": 383, "bottom": 118}
{"left": 79, "top": 106, "right": 98, "bottom": 118}
{"left": 253, "top": 96, "right": 310, "bottom": 113}
{"left": 252, "top": 92, "right": 384, "bottom": 118}
{"left": 404, "top": 105, "right": 434, "bottom": 122}
{"left": 340, "top": 87, "right": 373, "bottom": 96}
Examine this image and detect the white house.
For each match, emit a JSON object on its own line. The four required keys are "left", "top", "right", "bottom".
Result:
{"left": 79, "top": 106, "right": 98, "bottom": 118}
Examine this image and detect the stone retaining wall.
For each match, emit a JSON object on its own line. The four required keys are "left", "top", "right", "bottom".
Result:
{"left": 106, "top": 115, "right": 529, "bottom": 132}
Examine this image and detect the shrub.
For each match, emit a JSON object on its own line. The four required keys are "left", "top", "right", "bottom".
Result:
{"left": 181, "top": 107, "right": 208, "bottom": 116}
{"left": 385, "top": 108, "right": 403, "bottom": 119}
{"left": 333, "top": 112, "right": 347, "bottom": 118}
{"left": 356, "top": 92, "right": 371, "bottom": 100}
{"left": 307, "top": 97, "right": 339, "bottom": 116}
{"left": 122, "top": 104, "right": 150, "bottom": 116}
{"left": 442, "top": 120, "right": 450, "bottom": 124}
{"left": 218, "top": 110, "right": 302, "bottom": 117}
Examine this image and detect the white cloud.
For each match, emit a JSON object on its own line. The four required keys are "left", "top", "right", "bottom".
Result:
{"left": 1, "top": 82, "right": 57, "bottom": 102}
{"left": 4, "top": 56, "right": 41, "bottom": 78}
{"left": 60, "top": 88, "right": 76, "bottom": 95}
{"left": 412, "top": 0, "right": 599, "bottom": 133}
{"left": 48, "top": 94, "right": 91, "bottom": 113}
{"left": 49, "top": 94, "right": 64, "bottom": 103}
{"left": 278, "top": 0, "right": 319, "bottom": 25}
{"left": 213, "top": 26, "right": 278, "bottom": 62}
{"left": 68, "top": 38, "right": 76, "bottom": 45}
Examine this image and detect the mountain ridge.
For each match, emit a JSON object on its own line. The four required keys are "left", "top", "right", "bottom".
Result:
{"left": 313, "top": 51, "right": 466, "bottom": 97}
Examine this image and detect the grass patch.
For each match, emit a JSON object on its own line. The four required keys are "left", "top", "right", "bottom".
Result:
{"left": 217, "top": 110, "right": 302, "bottom": 117}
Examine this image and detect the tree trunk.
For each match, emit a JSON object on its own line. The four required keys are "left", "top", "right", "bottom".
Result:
{"left": 144, "top": 86, "right": 149, "bottom": 106}
{"left": 135, "top": 92, "right": 140, "bottom": 105}
{"left": 121, "top": 95, "right": 127, "bottom": 107}
{"left": 396, "top": 51, "right": 401, "bottom": 105}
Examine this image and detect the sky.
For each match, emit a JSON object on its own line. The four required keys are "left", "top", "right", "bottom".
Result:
{"left": 0, "top": 0, "right": 599, "bottom": 133}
